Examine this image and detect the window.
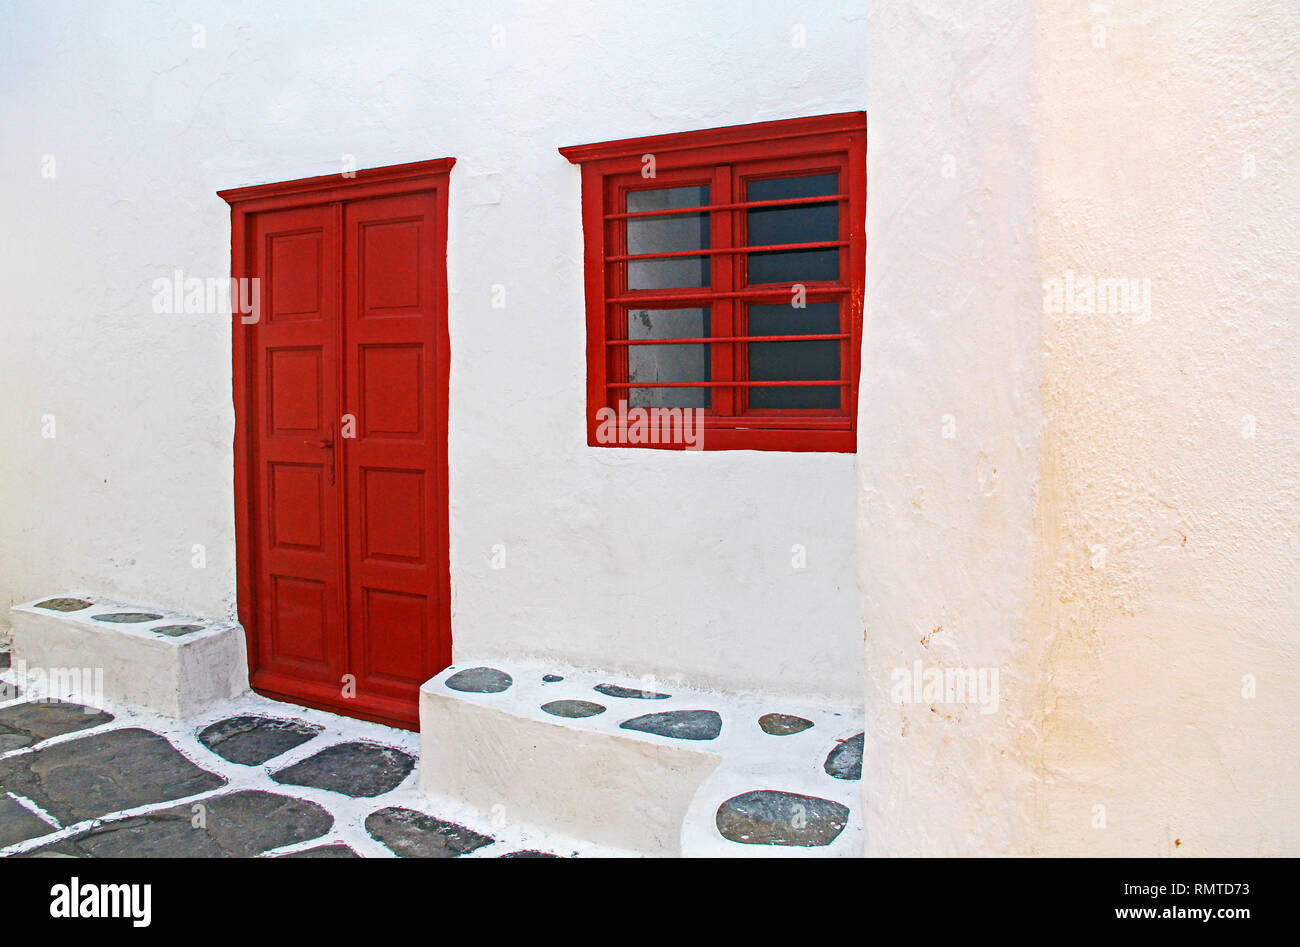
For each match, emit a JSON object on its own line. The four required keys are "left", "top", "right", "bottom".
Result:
{"left": 560, "top": 112, "right": 865, "bottom": 452}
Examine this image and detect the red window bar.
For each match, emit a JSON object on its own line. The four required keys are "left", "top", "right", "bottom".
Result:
{"left": 561, "top": 112, "right": 866, "bottom": 452}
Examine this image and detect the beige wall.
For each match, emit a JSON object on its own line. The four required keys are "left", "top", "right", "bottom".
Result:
{"left": 862, "top": 0, "right": 1300, "bottom": 855}
{"left": 1029, "top": 0, "right": 1300, "bottom": 857}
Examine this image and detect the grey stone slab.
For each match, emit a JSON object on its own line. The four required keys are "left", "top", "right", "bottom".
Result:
{"left": 365, "top": 806, "right": 493, "bottom": 857}
{"left": 541, "top": 699, "right": 606, "bottom": 719}
{"left": 0, "top": 727, "right": 226, "bottom": 826}
{"left": 34, "top": 598, "right": 92, "bottom": 612}
{"left": 759, "top": 712, "right": 815, "bottom": 735}
{"left": 0, "top": 651, "right": 10, "bottom": 669}
{"left": 91, "top": 612, "right": 163, "bottom": 623}
{"left": 271, "top": 741, "right": 414, "bottom": 797}
{"left": 716, "top": 790, "right": 849, "bottom": 847}
{"left": 0, "top": 701, "right": 114, "bottom": 751}
{"left": 276, "top": 843, "right": 360, "bottom": 858}
{"left": 0, "top": 793, "right": 57, "bottom": 847}
{"left": 499, "top": 849, "right": 562, "bottom": 858}
{"left": 445, "top": 667, "right": 513, "bottom": 693}
{"left": 541, "top": 674, "right": 564, "bottom": 683}
{"left": 824, "top": 732, "right": 863, "bottom": 781}
{"left": 152, "top": 624, "right": 203, "bottom": 637}
{"left": 198, "top": 715, "right": 322, "bottom": 766}
{"left": 620, "top": 709, "right": 722, "bottom": 741}
{"left": 27, "top": 790, "right": 331, "bottom": 858}
{"left": 594, "top": 683, "right": 671, "bottom": 700}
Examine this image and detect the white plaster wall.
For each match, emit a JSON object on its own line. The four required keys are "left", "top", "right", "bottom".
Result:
{"left": 0, "top": 1, "right": 866, "bottom": 703}
{"left": 859, "top": 0, "right": 1042, "bottom": 856}
{"left": 861, "top": 0, "right": 1300, "bottom": 855}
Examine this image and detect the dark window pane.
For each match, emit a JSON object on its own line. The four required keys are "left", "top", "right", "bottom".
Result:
{"left": 746, "top": 174, "right": 839, "bottom": 284}
{"left": 627, "top": 186, "right": 709, "bottom": 213}
{"left": 746, "top": 302, "right": 841, "bottom": 409}
{"left": 627, "top": 186, "right": 710, "bottom": 290}
{"left": 747, "top": 300, "right": 840, "bottom": 336}
{"left": 627, "top": 308, "right": 711, "bottom": 409}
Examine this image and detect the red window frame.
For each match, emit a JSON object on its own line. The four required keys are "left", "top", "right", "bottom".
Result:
{"left": 560, "top": 111, "right": 865, "bottom": 452}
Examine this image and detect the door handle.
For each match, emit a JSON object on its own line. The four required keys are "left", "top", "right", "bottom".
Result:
{"left": 303, "top": 437, "right": 336, "bottom": 485}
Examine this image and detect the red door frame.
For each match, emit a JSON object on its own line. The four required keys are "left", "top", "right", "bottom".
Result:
{"left": 218, "top": 158, "right": 454, "bottom": 729}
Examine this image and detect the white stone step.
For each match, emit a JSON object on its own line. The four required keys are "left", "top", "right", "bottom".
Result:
{"left": 419, "top": 660, "right": 864, "bottom": 857}
{"left": 9, "top": 593, "right": 248, "bottom": 718}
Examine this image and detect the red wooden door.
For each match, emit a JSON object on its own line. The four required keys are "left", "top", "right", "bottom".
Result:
{"left": 223, "top": 161, "right": 453, "bottom": 730}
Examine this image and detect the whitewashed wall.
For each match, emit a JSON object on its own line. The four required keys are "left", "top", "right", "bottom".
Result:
{"left": 0, "top": 1, "right": 866, "bottom": 704}
{"left": 859, "top": 0, "right": 1042, "bottom": 855}
{"left": 862, "top": 0, "right": 1300, "bottom": 855}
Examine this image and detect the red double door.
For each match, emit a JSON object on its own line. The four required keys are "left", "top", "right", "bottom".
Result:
{"left": 226, "top": 164, "right": 453, "bottom": 729}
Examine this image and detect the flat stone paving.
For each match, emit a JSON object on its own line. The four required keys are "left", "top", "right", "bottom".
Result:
{"left": 2, "top": 647, "right": 863, "bottom": 857}
{"left": 199, "top": 714, "right": 322, "bottom": 765}
{"left": 0, "top": 676, "right": 571, "bottom": 857}
{"left": 716, "top": 790, "right": 850, "bottom": 847}
{"left": 0, "top": 642, "right": 579, "bottom": 858}
{"left": 27, "top": 791, "right": 333, "bottom": 858}
{"left": 0, "top": 701, "right": 115, "bottom": 752}
{"left": 824, "top": 732, "right": 864, "bottom": 781}
{"left": 277, "top": 843, "right": 360, "bottom": 858}
{"left": 271, "top": 741, "right": 414, "bottom": 797}
{"left": 0, "top": 793, "right": 53, "bottom": 848}
{"left": 364, "top": 806, "right": 494, "bottom": 858}
{"left": 0, "top": 727, "right": 227, "bottom": 827}
{"left": 619, "top": 709, "right": 723, "bottom": 741}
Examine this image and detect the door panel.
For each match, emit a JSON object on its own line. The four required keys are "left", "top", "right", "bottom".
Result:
{"left": 342, "top": 192, "right": 450, "bottom": 705}
{"left": 249, "top": 205, "right": 345, "bottom": 685}
{"left": 234, "top": 169, "right": 452, "bottom": 730}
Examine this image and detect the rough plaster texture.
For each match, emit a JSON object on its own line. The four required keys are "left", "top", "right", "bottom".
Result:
{"left": 861, "top": 0, "right": 1300, "bottom": 855}
{"left": 0, "top": 1, "right": 865, "bottom": 703}
{"left": 859, "top": 0, "right": 1041, "bottom": 856}
{"left": 1027, "top": 0, "right": 1300, "bottom": 857}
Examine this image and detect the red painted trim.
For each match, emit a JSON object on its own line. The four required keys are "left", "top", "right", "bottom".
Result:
{"left": 218, "top": 157, "right": 457, "bottom": 208}
{"left": 606, "top": 193, "right": 848, "bottom": 220}
{"left": 580, "top": 165, "right": 608, "bottom": 447}
{"left": 229, "top": 203, "right": 255, "bottom": 687}
{"left": 609, "top": 333, "right": 849, "bottom": 346}
{"left": 559, "top": 111, "right": 864, "bottom": 164}
{"left": 607, "top": 239, "right": 847, "bottom": 263}
{"left": 562, "top": 114, "right": 866, "bottom": 453}
{"left": 432, "top": 167, "right": 454, "bottom": 697}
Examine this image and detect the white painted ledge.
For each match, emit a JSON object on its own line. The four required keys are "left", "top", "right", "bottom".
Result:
{"left": 419, "top": 660, "right": 864, "bottom": 857}
{"left": 9, "top": 593, "right": 248, "bottom": 718}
